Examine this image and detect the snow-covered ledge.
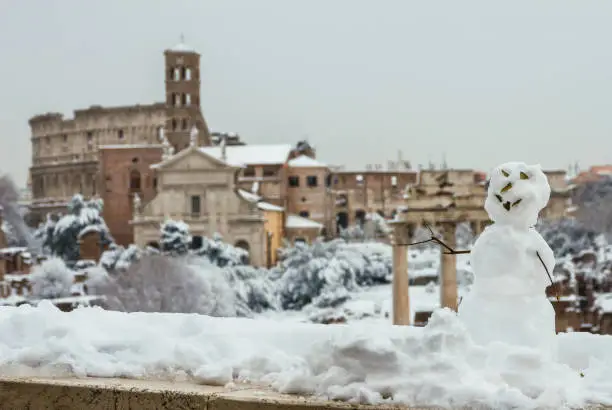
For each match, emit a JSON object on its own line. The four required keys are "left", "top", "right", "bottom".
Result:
{"left": 0, "top": 377, "right": 609, "bottom": 410}
{"left": 0, "top": 377, "right": 403, "bottom": 410}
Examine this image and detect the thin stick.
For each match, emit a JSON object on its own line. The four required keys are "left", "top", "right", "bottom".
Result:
{"left": 407, "top": 223, "right": 471, "bottom": 255}
{"left": 536, "top": 250, "right": 560, "bottom": 302}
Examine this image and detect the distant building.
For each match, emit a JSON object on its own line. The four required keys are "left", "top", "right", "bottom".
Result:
{"left": 28, "top": 39, "right": 212, "bottom": 225}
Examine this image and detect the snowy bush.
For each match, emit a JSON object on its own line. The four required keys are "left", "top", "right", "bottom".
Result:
{"left": 100, "top": 244, "right": 143, "bottom": 273}
{"left": 101, "top": 253, "right": 238, "bottom": 316}
{"left": 160, "top": 219, "right": 190, "bottom": 255}
{"left": 272, "top": 239, "right": 393, "bottom": 310}
{"left": 192, "top": 233, "right": 249, "bottom": 267}
{"left": 29, "top": 257, "right": 75, "bottom": 299}
{"left": 33, "top": 195, "right": 114, "bottom": 264}
{"left": 224, "top": 264, "right": 279, "bottom": 314}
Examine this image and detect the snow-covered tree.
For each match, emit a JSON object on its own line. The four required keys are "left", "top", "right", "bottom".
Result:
{"left": 100, "top": 253, "right": 238, "bottom": 316}
{"left": 538, "top": 218, "right": 602, "bottom": 257}
{"left": 340, "top": 212, "right": 391, "bottom": 243}
{"left": 192, "top": 233, "right": 249, "bottom": 267}
{"left": 33, "top": 195, "right": 113, "bottom": 264}
{"left": 29, "top": 257, "right": 75, "bottom": 299}
{"left": 0, "top": 173, "right": 36, "bottom": 250}
{"left": 160, "top": 219, "right": 190, "bottom": 255}
{"left": 572, "top": 177, "right": 612, "bottom": 238}
{"left": 271, "top": 239, "right": 392, "bottom": 310}
{"left": 455, "top": 222, "right": 475, "bottom": 249}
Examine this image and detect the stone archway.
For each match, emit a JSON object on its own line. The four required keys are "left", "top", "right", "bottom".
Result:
{"left": 336, "top": 211, "right": 349, "bottom": 233}
{"left": 355, "top": 209, "right": 366, "bottom": 226}
{"left": 146, "top": 241, "right": 160, "bottom": 250}
{"left": 191, "top": 235, "right": 203, "bottom": 250}
{"left": 234, "top": 240, "right": 251, "bottom": 263}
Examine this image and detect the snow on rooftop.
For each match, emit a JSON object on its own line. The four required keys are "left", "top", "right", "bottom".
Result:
{"left": 200, "top": 144, "right": 293, "bottom": 166}
{"left": 1, "top": 301, "right": 612, "bottom": 408}
{"left": 237, "top": 189, "right": 261, "bottom": 203}
{"left": 236, "top": 189, "right": 283, "bottom": 212}
{"left": 287, "top": 155, "right": 326, "bottom": 168}
{"left": 257, "top": 201, "right": 284, "bottom": 212}
{"left": 168, "top": 42, "right": 196, "bottom": 53}
{"left": 285, "top": 215, "right": 323, "bottom": 229}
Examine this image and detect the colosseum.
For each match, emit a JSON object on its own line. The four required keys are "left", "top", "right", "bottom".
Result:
{"left": 28, "top": 41, "right": 210, "bottom": 224}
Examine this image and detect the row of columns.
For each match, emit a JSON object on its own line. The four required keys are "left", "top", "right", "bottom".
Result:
{"left": 35, "top": 172, "right": 97, "bottom": 199}
{"left": 390, "top": 219, "right": 488, "bottom": 326}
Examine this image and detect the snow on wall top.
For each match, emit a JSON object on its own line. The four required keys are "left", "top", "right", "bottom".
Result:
{"left": 99, "top": 144, "right": 164, "bottom": 150}
{"left": 286, "top": 215, "right": 323, "bottom": 229}
{"left": 200, "top": 144, "right": 293, "bottom": 166}
{"left": 287, "top": 155, "right": 326, "bottom": 168}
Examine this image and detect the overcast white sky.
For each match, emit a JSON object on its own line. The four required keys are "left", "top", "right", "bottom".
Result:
{"left": 1, "top": 0, "right": 612, "bottom": 186}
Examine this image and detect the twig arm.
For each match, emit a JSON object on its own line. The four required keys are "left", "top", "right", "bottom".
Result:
{"left": 536, "top": 250, "right": 560, "bottom": 301}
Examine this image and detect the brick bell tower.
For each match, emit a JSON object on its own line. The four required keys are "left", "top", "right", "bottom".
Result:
{"left": 164, "top": 36, "right": 212, "bottom": 151}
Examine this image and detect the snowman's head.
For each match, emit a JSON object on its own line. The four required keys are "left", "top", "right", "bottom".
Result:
{"left": 484, "top": 162, "right": 550, "bottom": 228}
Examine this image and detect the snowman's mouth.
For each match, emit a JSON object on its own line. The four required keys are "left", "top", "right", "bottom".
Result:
{"left": 495, "top": 194, "right": 522, "bottom": 211}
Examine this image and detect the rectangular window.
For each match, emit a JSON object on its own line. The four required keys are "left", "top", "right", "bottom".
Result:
{"left": 307, "top": 176, "right": 318, "bottom": 187}
{"left": 243, "top": 167, "right": 256, "bottom": 177}
{"left": 262, "top": 166, "right": 277, "bottom": 177}
{"left": 191, "top": 195, "right": 201, "bottom": 215}
{"left": 288, "top": 176, "right": 299, "bottom": 187}
{"left": 118, "top": 129, "right": 125, "bottom": 140}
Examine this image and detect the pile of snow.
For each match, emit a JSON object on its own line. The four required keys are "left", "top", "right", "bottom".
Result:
{"left": 0, "top": 303, "right": 611, "bottom": 408}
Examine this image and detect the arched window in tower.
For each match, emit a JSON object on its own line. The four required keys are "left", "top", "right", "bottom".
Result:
{"left": 174, "top": 93, "right": 181, "bottom": 107}
{"left": 185, "top": 68, "right": 192, "bottom": 80}
{"left": 129, "top": 170, "right": 141, "bottom": 192}
{"left": 181, "top": 67, "right": 187, "bottom": 80}
{"left": 173, "top": 68, "right": 180, "bottom": 81}
{"left": 181, "top": 93, "right": 187, "bottom": 106}
{"left": 171, "top": 119, "right": 177, "bottom": 130}
{"left": 181, "top": 119, "right": 188, "bottom": 130}
{"left": 168, "top": 67, "right": 174, "bottom": 81}
{"left": 185, "top": 94, "right": 191, "bottom": 106}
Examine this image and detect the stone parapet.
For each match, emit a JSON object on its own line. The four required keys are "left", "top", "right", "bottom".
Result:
{"left": 0, "top": 377, "right": 609, "bottom": 410}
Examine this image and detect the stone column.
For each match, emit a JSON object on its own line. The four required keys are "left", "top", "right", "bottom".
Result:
{"left": 440, "top": 222, "right": 458, "bottom": 311}
{"left": 389, "top": 220, "right": 410, "bottom": 325}
{"left": 208, "top": 191, "right": 218, "bottom": 236}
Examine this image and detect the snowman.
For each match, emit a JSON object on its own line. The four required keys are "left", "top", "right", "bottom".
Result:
{"left": 457, "top": 162, "right": 557, "bottom": 358}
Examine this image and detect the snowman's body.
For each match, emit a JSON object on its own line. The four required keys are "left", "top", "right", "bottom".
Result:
{"left": 457, "top": 162, "right": 557, "bottom": 358}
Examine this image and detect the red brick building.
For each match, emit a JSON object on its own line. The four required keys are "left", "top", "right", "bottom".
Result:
{"left": 98, "top": 145, "right": 163, "bottom": 246}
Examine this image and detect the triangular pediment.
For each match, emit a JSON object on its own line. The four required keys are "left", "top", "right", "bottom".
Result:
{"left": 156, "top": 146, "right": 235, "bottom": 171}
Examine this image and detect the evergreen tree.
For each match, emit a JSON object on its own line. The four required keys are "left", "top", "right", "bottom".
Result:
{"left": 33, "top": 195, "right": 113, "bottom": 265}
{"left": 160, "top": 219, "right": 191, "bottom": 255}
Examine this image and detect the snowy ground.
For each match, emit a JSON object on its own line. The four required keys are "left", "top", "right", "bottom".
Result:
{"left": 1, "top": 301, "right": 612, "bottom": 409}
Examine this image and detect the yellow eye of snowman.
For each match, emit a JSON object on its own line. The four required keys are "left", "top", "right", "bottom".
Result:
{"left": 520, "top": 172, "right": 529, "bottom": 180}
{"left": 501, "top": 169, "right": 509, "bottom": 177}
